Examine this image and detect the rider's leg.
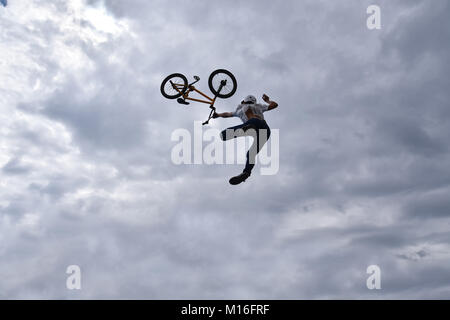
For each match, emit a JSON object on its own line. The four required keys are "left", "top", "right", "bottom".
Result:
{"left": 220, "top": 123, "right": 245, "bottom": 141}
{"left": 243, "top": 125, "right": 271, "bottom": 174}
{"left": 229, "top": 120, "right": 270, "bottom": 185}
{"left": 229, "top": 133, "right": 260, "bottom": 184}
{"left": 241, "top": 120, "right": 258, "bottom": 132}
{"left": 223, "top": 119, "right": 271, "bottom": 185}
{"left": 220, "top": 120, "right": 257, "bottom": 141}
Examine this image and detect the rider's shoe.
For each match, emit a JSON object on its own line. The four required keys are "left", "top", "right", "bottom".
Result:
{"left": 177, "top": 98, "right": 190, "bottom": 105}
{"left": 229, "top": 171, "right": 251, "bottom": 185}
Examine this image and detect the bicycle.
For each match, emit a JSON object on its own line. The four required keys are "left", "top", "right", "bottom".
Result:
{"left": 160, "top": 69, "right": 237, "bottom": 125}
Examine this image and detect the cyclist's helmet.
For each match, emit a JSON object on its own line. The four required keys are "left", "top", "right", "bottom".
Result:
{"left": 243, "top": 95, "right": 257, "bottom": 104}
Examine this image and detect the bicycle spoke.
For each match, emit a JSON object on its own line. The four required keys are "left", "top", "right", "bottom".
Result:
{"left": 164, "top": 79, "right": 184, "bottom": 96}
{"left": 213, "top": 75, "right": 233, "bottom": 94}
{"left": 207, "top": 69, "right": 237, "bottom": 99}
{"left": 161, "top": 73, "right": 188, "bottom": 99}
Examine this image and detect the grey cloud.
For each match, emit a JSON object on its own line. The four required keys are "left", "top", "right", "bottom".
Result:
{"left": 405, "top": 190, "right": 450, "bottom": 219}
{"left": 1, "top": 0, "right": 450, "bottom": 299}
{"left": 396, "top": 249, "right": 428, "bottom": 261}
{"left": 2, "top": 157, "right": 31, "bottom": 175}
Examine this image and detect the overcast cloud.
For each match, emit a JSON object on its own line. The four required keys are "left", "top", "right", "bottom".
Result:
{"left": 1, "top": 0, "right": 450, "bottom": 299}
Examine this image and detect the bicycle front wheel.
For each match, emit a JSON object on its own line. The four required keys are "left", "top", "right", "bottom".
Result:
{"left": 160, "top": 73, "right": 188, "bottom": 99}
{"left": 208, "top": 69, "right": 237, "bottom": 99}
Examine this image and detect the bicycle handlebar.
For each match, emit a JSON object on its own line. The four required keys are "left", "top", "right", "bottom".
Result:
{"left": 202, "top": 106, "right": 216, "bottom": 125}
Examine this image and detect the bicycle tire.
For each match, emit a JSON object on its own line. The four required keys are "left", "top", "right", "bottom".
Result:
{"left": 160, "top": 73, "right": 188, "bottom": 99}
{"left": 208, "top": 69, "right": 237, "bottom": 99}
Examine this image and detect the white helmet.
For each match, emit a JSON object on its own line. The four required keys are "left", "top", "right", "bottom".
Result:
{"left": 243, "top": 95, "right": 257, "bottom": 104}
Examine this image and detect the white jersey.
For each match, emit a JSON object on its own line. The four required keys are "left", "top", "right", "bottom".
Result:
{"left": 232, "top": 103, "right": 269, "bottom": 123}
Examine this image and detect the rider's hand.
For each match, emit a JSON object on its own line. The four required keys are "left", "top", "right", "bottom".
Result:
{"left": 262, "top": 94, "right": 270, "bottom": 102}
{"left": 212, "top": 112, "right": 219, "bottom": 118}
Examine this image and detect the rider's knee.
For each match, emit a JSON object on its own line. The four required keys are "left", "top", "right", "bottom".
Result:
{"left": 220, "top": 130, "right": 227, "bottom": 141}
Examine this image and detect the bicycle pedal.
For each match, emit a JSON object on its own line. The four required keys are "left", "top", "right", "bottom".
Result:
{"left": 177, "top": 98, "right": 190, "bottom": 105}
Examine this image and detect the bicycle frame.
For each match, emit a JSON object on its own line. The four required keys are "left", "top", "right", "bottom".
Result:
{"left": 170, "top": 80, "right": 225, "bottom": 125}
{"left": 171, "top": 83, "right": 217, "bottom": 106}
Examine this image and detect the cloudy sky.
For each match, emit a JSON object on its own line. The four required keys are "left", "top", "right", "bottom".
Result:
{"left": 1, "top": 0, "right": 450, "bottom": 299}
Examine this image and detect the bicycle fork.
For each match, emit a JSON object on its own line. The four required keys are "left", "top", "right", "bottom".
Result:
{"left": 202, "top": 80, "right": 227, "bottom": 125}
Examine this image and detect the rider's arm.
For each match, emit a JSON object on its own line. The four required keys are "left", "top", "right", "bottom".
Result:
{"left": 262, "top": 94, "right": 278, "bottom": 110}
{"left": 267, "top": 101, "right": 278, "bottom": 110}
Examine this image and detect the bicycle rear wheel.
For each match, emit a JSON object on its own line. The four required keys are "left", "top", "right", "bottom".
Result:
{"left": 160, "top": 73, "right": 188, "bottom": 99}
{"left": 208, "top": 69, "right": 237, "bottom": 99}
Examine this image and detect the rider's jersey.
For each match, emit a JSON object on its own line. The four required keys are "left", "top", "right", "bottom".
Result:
{"left": 233, "top": 103, "right": 269, "bottom": 123}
